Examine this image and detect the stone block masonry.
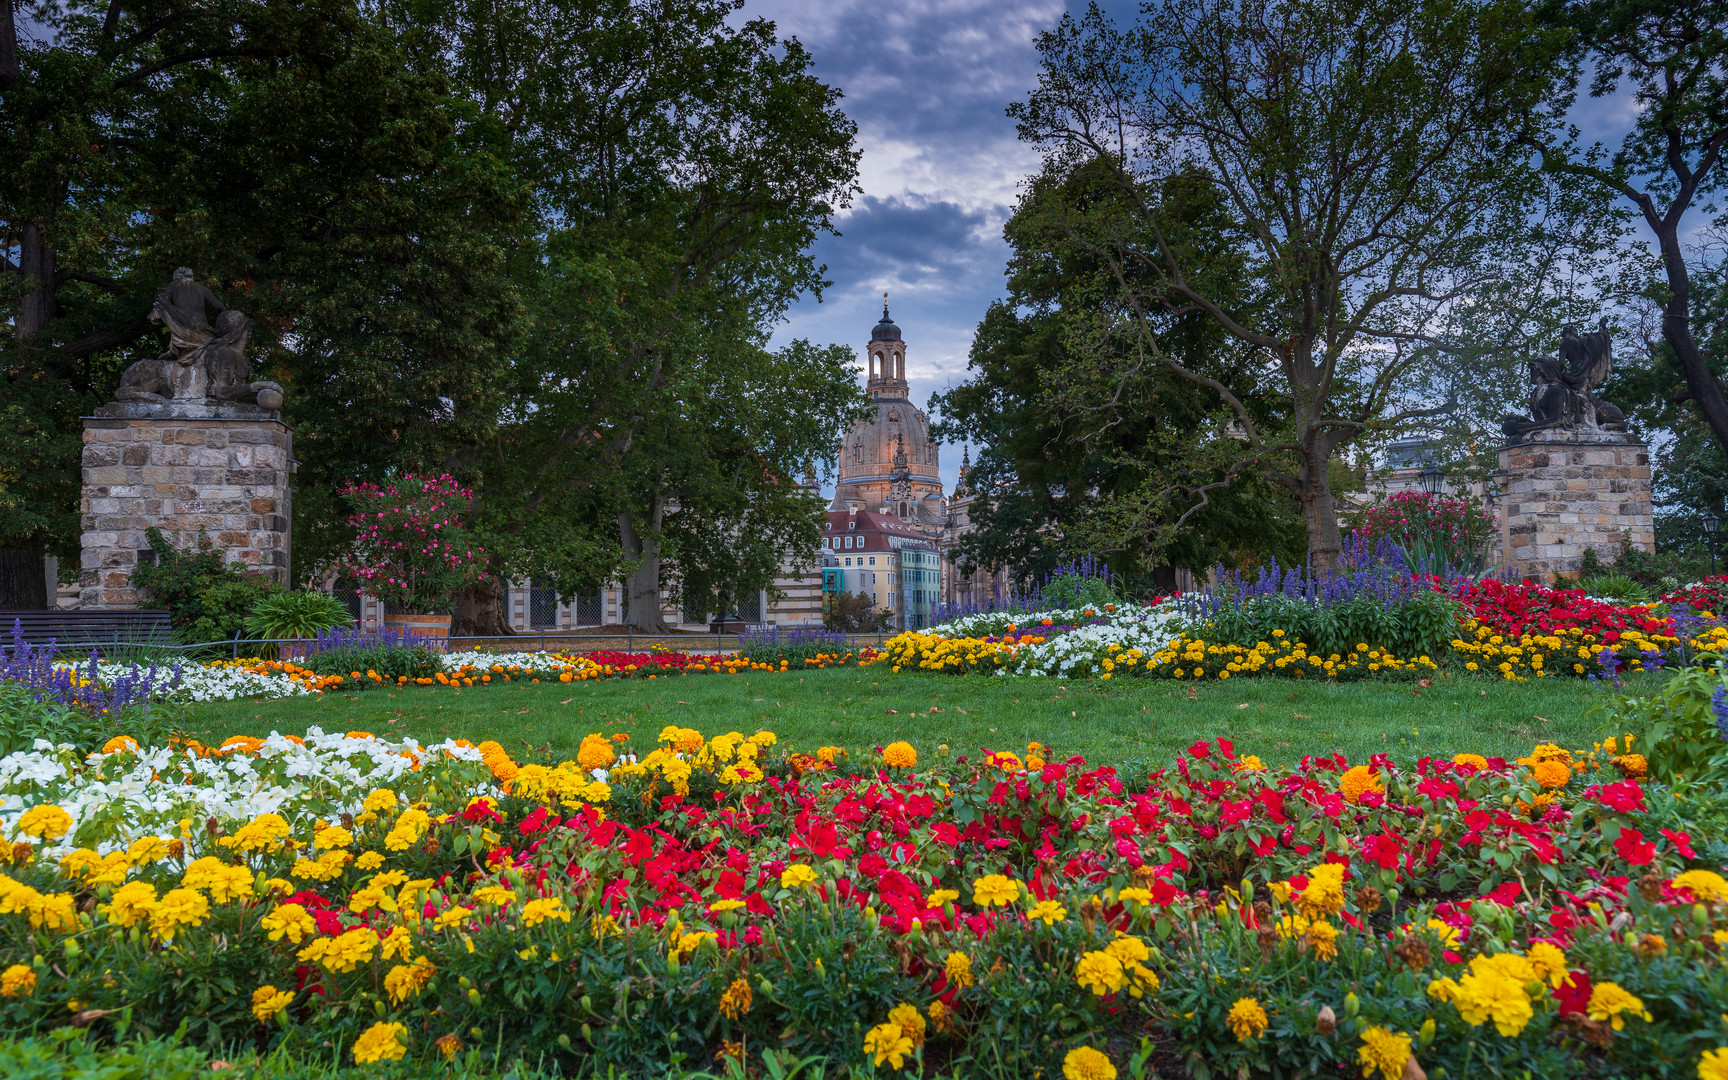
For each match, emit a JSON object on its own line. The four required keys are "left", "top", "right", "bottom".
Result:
{"left": 79, "top": 416, "right": 293, "bottom": 608}
{"left": 1497, "top": 435, "right": 1653, "bottom": 583}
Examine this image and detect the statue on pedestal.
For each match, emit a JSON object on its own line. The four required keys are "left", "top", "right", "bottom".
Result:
{"left": 1501, "top": 319, "right": 1627, "bottom": 441}
{"left": 112, "top": 268, "right": 283, "bottom": 412}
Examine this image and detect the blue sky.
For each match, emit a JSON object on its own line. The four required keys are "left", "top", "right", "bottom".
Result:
{"left": 748, "top": 0, "right": 1138, "bottom": 495}
{"left": 750, "top": 0, "right": 1643, "bottom": 497}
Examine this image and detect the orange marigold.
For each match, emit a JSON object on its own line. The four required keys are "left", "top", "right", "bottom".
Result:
{"left": 1340, "top": 766, "right": 1383, "bottom": 804}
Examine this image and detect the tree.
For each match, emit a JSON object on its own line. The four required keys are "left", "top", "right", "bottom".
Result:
{"left": 934, "top": 161, "right": 1307, "bottom": 586}
{"left": 411, "top": 0, "right": 863, "bottom": 633}
{"left": 2, "top": 1, "right": 526, "bottom": 604}
{"left": 1524, "top": 0, "right": 1728, "bottom": 457}
{"left": 1009, "top": 0, "right": 1570, "bottom": 568}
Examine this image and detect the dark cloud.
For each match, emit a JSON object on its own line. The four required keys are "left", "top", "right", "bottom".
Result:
{"left": 813, "top": 195, "right": 1000, "bottom": 289}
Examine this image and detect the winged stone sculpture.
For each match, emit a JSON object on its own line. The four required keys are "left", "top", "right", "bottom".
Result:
{"left": 1501, "top": 319, "right": 1626, "bottom": 441}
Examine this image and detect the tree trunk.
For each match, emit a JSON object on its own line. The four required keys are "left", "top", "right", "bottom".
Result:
{"left": 1300, "top": 465, "right": 1344, "bottom": 572}
{"left": 451, "top": 578, "right": 513, "bottom": 637}
{"left": 618, "top": 495, "right": 670, "bottom": 634}
{"left": 0, "top": 549, "right": 49, "bottom": 608}
{"left": 1656, "top": 224, "right": 1728, "bottom": 458}
{"left": 0, "top": 0, "right": 20, "bottom": 89}
{"left": 17, "top": 220, "right": 57, "bottom": 340}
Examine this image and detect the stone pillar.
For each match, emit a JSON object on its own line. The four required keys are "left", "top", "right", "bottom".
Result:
{"left": 1498, "top": 434, "right": 1653, "bottom": 582}
{"left": 80, "top": 409, "right": 293, "bottom": 608}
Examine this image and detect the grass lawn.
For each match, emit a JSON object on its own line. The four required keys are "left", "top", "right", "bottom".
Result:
{"left": 178, "top": 666, "right": 1641, "bottom": 767}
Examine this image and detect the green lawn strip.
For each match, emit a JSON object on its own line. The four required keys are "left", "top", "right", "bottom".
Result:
{"left": 177, "top": 666, "right": 1633, "bottom": 766}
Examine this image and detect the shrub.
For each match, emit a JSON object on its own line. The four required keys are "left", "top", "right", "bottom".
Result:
{"left": 243, "top": 591, "right": 354, "bottom": 641}
{"left": 1353, "top": 490, "right": 1496, "bottom": 573}
{"left": 337, "top": 475, "right": 490, "bottom": 616}
{"left": 299, "top": 626, "right": 442, "bottom": 684}
{"left": 131, "top": 528, "right": 277, "bottom": 643}
{"left": 0, "top": 680, "right": 177, "bottom": 756}
{"left": 1579, "top": 572, "right": 1652, "bottom": 605}
{"left": 823, "top": 591, "right": 894, "bottom": 633}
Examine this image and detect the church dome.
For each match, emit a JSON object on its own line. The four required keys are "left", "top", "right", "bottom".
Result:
{"left": 871, "top": 307, "right": 902, "bottom": 342}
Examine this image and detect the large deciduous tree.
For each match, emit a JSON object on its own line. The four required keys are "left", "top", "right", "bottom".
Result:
{"left": 416, "top": 0, "right": 863, "bottom": 633}
{"left": 1, "top": 1, "right": 525, "bottom": 604}
{"left": 1524, "top": 0, "right": 1728, "bottom": 459}
{"left": 934, "top": 161, "right": 1307, "bottom": 586}
{"left": 1009, "top": 0, "right": 1568, "bottom": 568}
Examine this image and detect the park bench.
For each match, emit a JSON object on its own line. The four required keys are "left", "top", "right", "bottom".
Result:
{"left": 2, "top": 609, "right": 175, "bottom": 652}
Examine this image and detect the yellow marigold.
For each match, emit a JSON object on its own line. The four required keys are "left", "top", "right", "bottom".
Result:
{"left": 1227, "top": 997, "right": 1269, "bottom": 1041}
{"left": 352, "top": 1020, "right": 409, "bottom": 1064}
{"left": 1446, "top": 969, "right": 1533, "bottom": 1036}
{"left": 149, "top": 887, "right": 209, "bottom": 940}
{"left": 1, "top": 964, "right": 36, "bottom": 997}
{"left": 101, "top": 735, "right": 140, "bottom": 755}
{"left": 311, "top": 926, "right": 380, "bottom": 973}
{"left": 945, "top": 951, "right": 974, "bottom": 989}
{"left": 1233, "top": 755, "right": 1267, "bottom": 773}
{"left": 182, "top": 857, "right": 254, "bottom": 903}
{"left": 16, "top": 805, "right": 73, "bottom": 841}
{"left": 354, "top": 851, "right": 385, "bottom": 871}
{"left": 888, "top": 1002, "right": 926, "bottom": 1047}
{"left": 472, "top": 885, "right": 517, "bottom": 907}
{"left": 434, "top": 905, "right": 474, "bottom": 930}
{"left": 1357, "top": 1026, "right": 1411, "bottom": 1080}
{"left": 1587, "top": 981, "right": 1652, "bottom": 1030}
{"left": 1117, "top": 887, "right": 1153, "bottom": 905}
{"left": 1028, "top": 900, "right": 1067, "bottom": 925}
{"left": 1340, "top": 766, "right": 1384, "bottom": 804}
{"left": 522, "top": 897, "right": 571, "bottom": 928}
{"left": 1673, "top": 870, "right": 1728, "bottom": 903}
{"left": 1063, "top": 1046, "right": 1117, "bottom": 1080}
{"left": 882, "top": 741, "right": 918, "bottom": 768}
{"left": 928, "top": 998, "right": 956, "bottom": 1035}
{"left": 362, "top": 788, "right": 398, "bottom": 813}
{"left": 251, "top": 984, "right": 293, "bottom": 1022}
{"left": 383, "top": 958, "right": 435, "bottom": 1004}
{"left": 313, "top": 825, "right": 354, "bottom": 850}
{"left": 719, "top": 977, "right": 753, "bottom": 1020}
{"left": 863, "top": 1020, "right": 913, "bottom": 1070}
{"left": 972, "top": 874, "right": 1019, "bottom": 907}
{"left": 781, "top": 863, "right": 817, "bottom": 890}
{"left": 1699, "top": 1048, "right": 1728, "bottom": 1080}
{"left": 577, "top": 734, "right": 616, "bottom": 771}
{"left": 1305, "top": 919, "right": 1339, "bottom": 961}
{"left": 1611, "top": 754, "right": 1648, "bottom": 779}
{"left": 221, "top": 813, "right": 291, "bottom": 854}
{"left": 434, "top": 1034, "right": 464, "bottom": 1060}
{"left": 99, "top": 881, "right": 159, "bottom": 929}
{"left": 1075, "top": 950, "right": 1126, "bottom": 997}
{"left": 1525, "top": 942, "right": 1570, "bottom": 988}
{"left": 1531, "top": 759, "right": 1571, "bottom": 790}
{"left": 1296, "top": 864, "right": 1348, "bottom": 919}
{"left": 1451, "top": 753, "right": 1488, "bottom": 772}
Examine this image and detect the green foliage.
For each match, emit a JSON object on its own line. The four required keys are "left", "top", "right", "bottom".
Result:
{"left": 1579, "top": 572, "right": 1651, "bottom": 604}
{"left": 0, "top": 682, "right": 177, "bottom": 756}
{"left": 1037, "top": 571, "right": 1122, "bottom": 611}
{"left": 1579, "top": 539, "right": 1708, "bottom": 593}
{"left": 1202, "top": 590, "right": 1462, "bottom": 662}
{"left": 130, "top": 529, "right": 277, "bottom": 645}
{"left": 300, "top": 643, "right": 441, "bottom": 684}
{"left": 242, "top": 592, "right": 353, "bottom": 641}
{"left": 821, "top": 593, "right": 894, "bottom": 634}
{"left": 1603, "top": 662, "right": 1728, "bottom": 784}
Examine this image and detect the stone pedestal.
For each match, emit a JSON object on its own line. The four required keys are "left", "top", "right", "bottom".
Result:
{"left": 79, "top": 404, "right": 293, "bottom": 608}
{"left": 1498, "top": 433, "right": 1653, "bottom": 582}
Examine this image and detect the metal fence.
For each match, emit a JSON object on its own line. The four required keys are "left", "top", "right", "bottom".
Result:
{"left": 5, "top": 627, "right": 895, "bottom": 661}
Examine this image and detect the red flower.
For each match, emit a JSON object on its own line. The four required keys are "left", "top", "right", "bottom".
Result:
{"left": 1661, "top": 828, "right": 1696, "bottom": 858}
{"left": 1613, "top": 827, "right": 1656, "bottom": 866}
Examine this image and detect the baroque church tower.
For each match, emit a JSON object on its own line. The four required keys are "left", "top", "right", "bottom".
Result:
{"left": 833, "top": 301, "right": 945, "bottom": 526}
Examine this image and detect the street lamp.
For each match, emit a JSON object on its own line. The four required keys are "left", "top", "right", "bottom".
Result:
{"left": 1705, "top": 512, "right": 1722, "bottom": 578}
{"left": 1418, "top": 466, "right": 1445, "bottom": 496}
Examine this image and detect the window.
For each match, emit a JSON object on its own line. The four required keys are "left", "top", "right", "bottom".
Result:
{"left": 869, "top": 556, "right": 876, "bottom": 566}
{"left": 844, "top": 558, "right": 851, "bottom": 567}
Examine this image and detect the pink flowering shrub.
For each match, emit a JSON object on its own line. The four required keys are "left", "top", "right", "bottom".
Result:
{"left": 338, "top": 474, "right": 490, "bottom": 614}
{"left": 1356, "top": 490, "right": 1496, "bottom": 571}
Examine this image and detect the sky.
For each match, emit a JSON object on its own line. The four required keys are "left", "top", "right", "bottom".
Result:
{"left": 745, "top": 0, "right": 1140, "bottom": 496}
{"left": 745, "top": 0, "right": 1644, "bottom": 499}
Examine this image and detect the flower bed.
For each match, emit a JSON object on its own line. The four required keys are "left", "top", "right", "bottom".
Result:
{"left": 892, "top": 576, "right": 1728, "bottom": 682}
{"left": 67, "top": 646, "right": 873, "bottom": 705}
{"left": 3, "top": 723, "right": 1727, "bottom": 1077}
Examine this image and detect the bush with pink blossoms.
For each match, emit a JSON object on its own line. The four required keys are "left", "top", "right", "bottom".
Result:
{"left": 1355, "top": 490, "right": 1497, "bottom": 573}
{"left": 337, "top": 474, "right": 490, "bottom": 614}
